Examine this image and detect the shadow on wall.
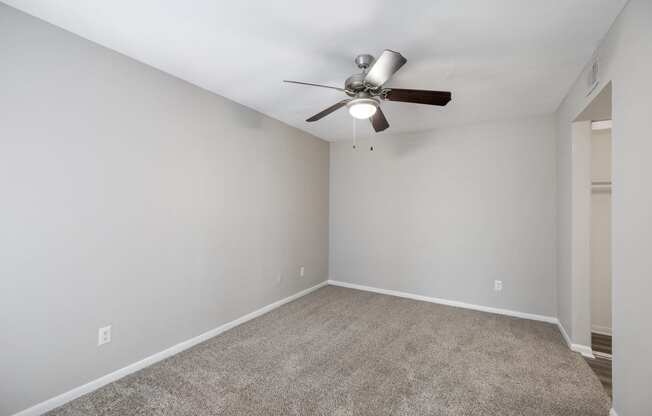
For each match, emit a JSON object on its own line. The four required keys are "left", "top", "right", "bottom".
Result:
{"left": 383, "top": 129, "right": 441, "bottom": 157}
{"left": 220, "top": 97, "right": 266, "bottom": 129}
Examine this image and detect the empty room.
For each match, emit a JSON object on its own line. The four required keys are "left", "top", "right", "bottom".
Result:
{"left": 2, "top": 1, "right": 651, "bottom": 415}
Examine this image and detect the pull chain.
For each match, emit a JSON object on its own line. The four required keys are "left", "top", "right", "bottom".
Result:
{"left": 352, "top": 117, "right": 357, "bottom": 150}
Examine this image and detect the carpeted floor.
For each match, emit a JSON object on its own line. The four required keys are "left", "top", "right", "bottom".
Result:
{"left": 46, "top": 286, "right": 610, "bottom": 415}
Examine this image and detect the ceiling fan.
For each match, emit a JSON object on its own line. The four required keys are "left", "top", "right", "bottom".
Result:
{"left": 284, "top": 50, "right": 452, "bottom": 133}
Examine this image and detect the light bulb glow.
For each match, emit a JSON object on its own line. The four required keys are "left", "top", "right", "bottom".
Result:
{"left": 347, "top": 98, "right": 379, "bottom": 119}
{"left": 348, "top": 103, "right": 377, "bottom": 119}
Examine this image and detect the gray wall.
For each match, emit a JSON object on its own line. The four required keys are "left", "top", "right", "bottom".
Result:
{"left": 330, "top": 116, "right": 557, "bottom": 317}
{"left": 0, "top": 5, "right": 329, "bottom": 415}
{"left": 555, "top": 0, "right": 652, "bottom": 413}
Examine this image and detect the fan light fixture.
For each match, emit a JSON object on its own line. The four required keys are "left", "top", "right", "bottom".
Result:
{"left": 283, "top": 49, "right": 453, "bottom": 133}
{"left": 347, "top": 98, "right": 378, "bottom": 119}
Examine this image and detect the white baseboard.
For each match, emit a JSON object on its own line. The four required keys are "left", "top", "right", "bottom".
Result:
{"left": 555, "top": 321, "right": 595, "bottom": 359}
{"left": 327, "top": 280, "right": 598, "bottom": 359}
{"left": 556, "top": 319, "right": 572, "bottom": 346}
{"left": 609, "top": 408, "right": 618, "bottom": 416}
{"left": 14, "top": 280, "right": 597, "bottom": 416}
{"left": 327, "top": 280, "right": 558, "bottom": 324}
{"left": 12, "top": 281, "right": 328, "bottom": 416}
{"left": 591, "top": 325, "right": 612, "bottom": 336}
{"left": 570, "top": 343, "right": 595, "bottom": 359}
{"left": 593, "top": 351, "right": 612, "bottom": 360}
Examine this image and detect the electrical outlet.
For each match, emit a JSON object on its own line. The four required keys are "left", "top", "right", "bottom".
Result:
{"left": 494, "top": 280, "right": 503, "bottom": 292}
{"left": 300, "top": 266, "right": 305, "bottom": 277}
{"left": 98, "top": 325, "right": 111, "bottom": 346}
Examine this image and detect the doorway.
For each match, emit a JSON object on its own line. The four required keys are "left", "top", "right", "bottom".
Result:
{"left": 588, "top": 118, "right": 613, "bottom": 396}
{"left": 571, "top": 82, "right": 613, "bottom": 398}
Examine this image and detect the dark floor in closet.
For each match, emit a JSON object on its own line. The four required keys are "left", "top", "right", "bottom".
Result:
{"left": 585, "top": 332, "right": 612, "bottom": 398}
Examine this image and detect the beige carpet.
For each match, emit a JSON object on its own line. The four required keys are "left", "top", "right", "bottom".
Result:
{"left": 46, "top": 285, "right": 610, "bottom": 415}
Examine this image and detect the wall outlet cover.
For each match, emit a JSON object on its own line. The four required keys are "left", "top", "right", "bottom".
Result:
{"left": 494, "top": 280, "right": 503, "bottom": 291}
{"left": 98, "top": 325, "right": 112, "bottom": 346}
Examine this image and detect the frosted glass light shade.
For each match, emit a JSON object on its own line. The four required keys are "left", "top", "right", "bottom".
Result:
{"left": 348, "top": 102, "right": 377, "bottom": 119}
{"left": 347, "top": 98, "right": 379, "bottom": 119}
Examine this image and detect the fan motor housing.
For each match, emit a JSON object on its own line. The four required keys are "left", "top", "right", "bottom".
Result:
{"left": 344, "top": 73, "right": 365, "bottom": 92}
{"left": 346, "top": 54, "right": 380, "bottom": 95}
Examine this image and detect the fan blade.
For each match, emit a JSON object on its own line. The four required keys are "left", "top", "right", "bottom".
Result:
{"left": 383, "top": 88, "right": 452, "bottom": 106}
{"left": 364, "top": 50, "right": 407, "bottom": 88}
{"left": 283, "top": 80, "right": 345, "bottom": 92}
{"left": 306, "top": 100, "right": 350, "bottom": 122}
{"left": 370, "top": 107, "right": 389, "bottom": 132}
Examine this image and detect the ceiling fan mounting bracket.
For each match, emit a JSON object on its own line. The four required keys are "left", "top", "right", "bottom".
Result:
{"left": 354, "top": 54, "right": 375, "bottom": 70}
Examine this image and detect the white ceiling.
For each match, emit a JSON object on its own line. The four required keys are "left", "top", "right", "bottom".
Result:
{"left": 6, "top": 0, "right": 626, "bottom": 141}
